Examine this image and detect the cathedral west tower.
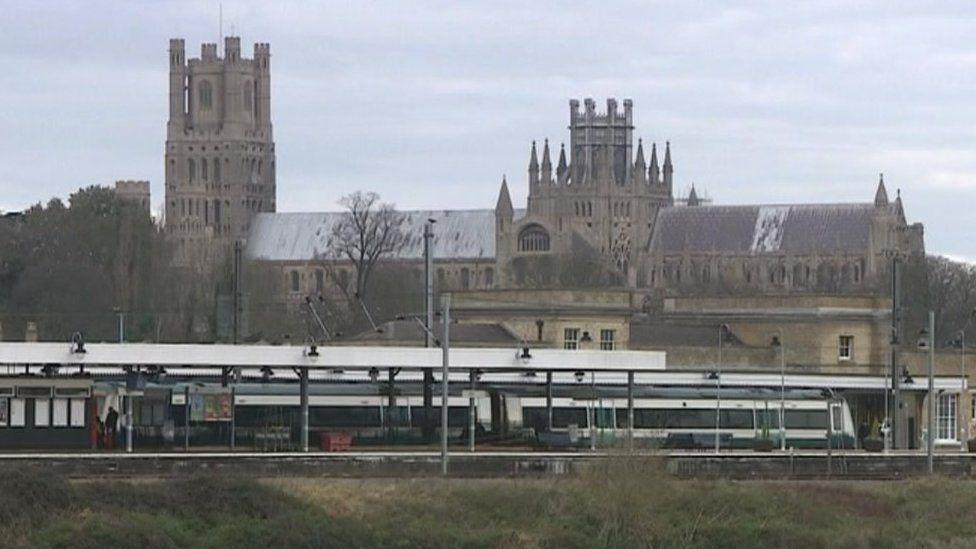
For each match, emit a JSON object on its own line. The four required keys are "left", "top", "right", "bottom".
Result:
{"left": 165, "top": 37, "right": 275, "bottom": 267}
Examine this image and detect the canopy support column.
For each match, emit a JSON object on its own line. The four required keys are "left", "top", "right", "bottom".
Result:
{"left": 627, "top": 370, "right": 635, "bottom": 451}
{"left": 300, "top": 367, "right": 309, "bottom": 452}
{"left": 546, "top": 371, "right": 553, "bottom": 431}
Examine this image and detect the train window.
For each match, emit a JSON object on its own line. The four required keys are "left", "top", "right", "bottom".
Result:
{"left": 409, "top": 407, "right": 432, "bottom": 428}
{"left": 615, "top": 409, "right": 631, "bottom": 428}
{"left": 408, "top": 406, "right": 470, "bottom": 428}
{"left": 385, "top": 406, "right": 409, "bottom": 427}
{"left": 634, "top": 409, "right": 666, "bottom": 429}
{"left": 310, "top": 406, "right": 381, "bottom": 428}
{"left": 522, "top": 407, "right": 549, "bottom": 432}
{"left": 0, "top": 397, "right": 6, "bottom": 427}
{"left": 552, "top": 408, "right": 588, "bottom": 428}
{"left": 447, "top": 407, "right": 469, "bottom": 428}
{"left": 668, "top": 409, "right": 715, "bottom": 429}
{"left": 757, "top": 408, "right": 780, "bottom": 430}
{"left": 720, "top": 410, "right": 754, "bottom": 429}
{"left": 784, "top": 410, "right": 827, "bottom": 429}
{"left": 593, "top": 407, "right": 615, "bottom": 428}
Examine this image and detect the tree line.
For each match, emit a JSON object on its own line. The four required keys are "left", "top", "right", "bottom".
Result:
{"left": 0, "top": 186, "right": 193, "bottom": 342}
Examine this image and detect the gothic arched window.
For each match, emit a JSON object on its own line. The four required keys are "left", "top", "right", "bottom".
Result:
{"left": 290, "top": 271, "right": 300, "bottom": 293}
{"left": 198, "top": 80, "right": 213, "bottom": 110}
{"left": 243, "top": 81, "right": 253, "bottom": 112}
{"left": 793, "top": 264, "right": 805, "bottom": 287}
{"left": 188, "top": 158, "right": 195, "bottom": 183}
{"left": 518, "top": 224, "right": 550, "bottom": 252}
{"left": 213, "top": 157, "right": 221, "bottom": 182}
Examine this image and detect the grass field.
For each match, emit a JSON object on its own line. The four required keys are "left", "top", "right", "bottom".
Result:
{"left": 4, "top": 458, "right": 976, "bottom": 548}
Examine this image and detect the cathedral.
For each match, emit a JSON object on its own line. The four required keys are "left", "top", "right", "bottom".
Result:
{"left": 162, "top": 39, "right": 925, "bottom": 344}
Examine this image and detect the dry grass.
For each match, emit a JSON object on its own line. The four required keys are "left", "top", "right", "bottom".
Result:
{"left": 5, "top": 461, "right": 976, "bottom": 547}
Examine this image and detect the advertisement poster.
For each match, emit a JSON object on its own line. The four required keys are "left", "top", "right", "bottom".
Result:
{"left": 187, "top": 392, "right": 232, "bottom": 423}
{"left": 203, "top": 394, "right": 232, "bottom": 422}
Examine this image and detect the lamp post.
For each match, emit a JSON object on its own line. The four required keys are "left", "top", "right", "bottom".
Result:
{"left": 958, "top": 308, "right": 976, "bottom": 448}
{"left": 771, "top": 331, "right": 786, "bottom": 451}
{"left": 440, "top": 293, "right": 451, "bottom": 476}
{"left": 919, "top": 311, "right": 935, "bottom": 475}
{"left": 715, "top": 324, "right": 730, "bottom": 453}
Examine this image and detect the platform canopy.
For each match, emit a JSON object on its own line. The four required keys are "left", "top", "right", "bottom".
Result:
{"left": 0, "top": 343, "right": 666, "bottom": 373}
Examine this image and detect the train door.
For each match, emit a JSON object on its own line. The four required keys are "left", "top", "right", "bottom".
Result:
{"left": 829, "top": 401, "right": 843, "bottom": 448}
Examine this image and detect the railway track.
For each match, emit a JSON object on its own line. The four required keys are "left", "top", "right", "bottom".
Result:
{"left": 0, "top": 450, "right": 972, "bottom": 480}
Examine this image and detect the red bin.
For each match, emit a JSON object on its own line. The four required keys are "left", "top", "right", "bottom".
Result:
{"left": 319, "top": 431, "right": 352, "bottom": 452}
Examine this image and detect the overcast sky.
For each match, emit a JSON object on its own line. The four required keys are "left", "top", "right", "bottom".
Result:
{"left": 1, "top": 1, "right": 974, "bottom": 260}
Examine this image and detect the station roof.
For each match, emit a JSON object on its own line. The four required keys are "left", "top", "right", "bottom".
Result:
{"left": 349, "top": 321, "right": 519, "bottom": 346}
{"left": 0, "top": 343, "right": 666, "bottom": 373}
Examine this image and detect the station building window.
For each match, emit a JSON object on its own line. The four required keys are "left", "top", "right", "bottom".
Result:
{"left": 34, "top": 398, "right": 49, "bottom": 427}
{"left": 838, "top": 335, "right": 853, "bottom": 361}
{"left": 564, "top": 328, "right": 580, "bottom": 350}
{"left": 10, "top": 398, "right": 25, "bottom": 427}
{"left": 600, "top": 329, "right": 615, "bottom": 351}
{"left": 290, "top": 270, "right": 300, "bottom": 293}
{"left": 937, "top": 393, "right": 958, "bottom": 441}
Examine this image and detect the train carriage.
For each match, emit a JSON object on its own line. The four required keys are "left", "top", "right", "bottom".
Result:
{"left": 506, "top": 388, "right": 855, "bottom": 449}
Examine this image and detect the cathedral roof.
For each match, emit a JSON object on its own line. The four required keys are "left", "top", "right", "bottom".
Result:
{"left": 246, "top": 209, "right": 522, "bottom": 262}
{"left": 648, "top": 203, "right": 876, "bottom": 255}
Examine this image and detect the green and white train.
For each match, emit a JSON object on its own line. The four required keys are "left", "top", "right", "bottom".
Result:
{"left": 506, "top": 388, "right": 856, "bottom": 449}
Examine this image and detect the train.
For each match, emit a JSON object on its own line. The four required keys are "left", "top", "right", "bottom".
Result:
{"left": 505, "top": 388, "right": 856, "bottom": 449}
{"left": 221, "top": 385, "right": 855, "bottom": 450}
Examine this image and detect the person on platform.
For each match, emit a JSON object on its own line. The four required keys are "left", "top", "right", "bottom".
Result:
{"left": 105, "top": 406, "right": 119, "bottom": 450}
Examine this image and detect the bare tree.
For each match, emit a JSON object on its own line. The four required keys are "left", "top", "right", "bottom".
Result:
{"left": 926, "top": 255, "right": 976, "bottom": 345}
{"left": 328, "top": 191, "right": 406, "bottom": 302}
